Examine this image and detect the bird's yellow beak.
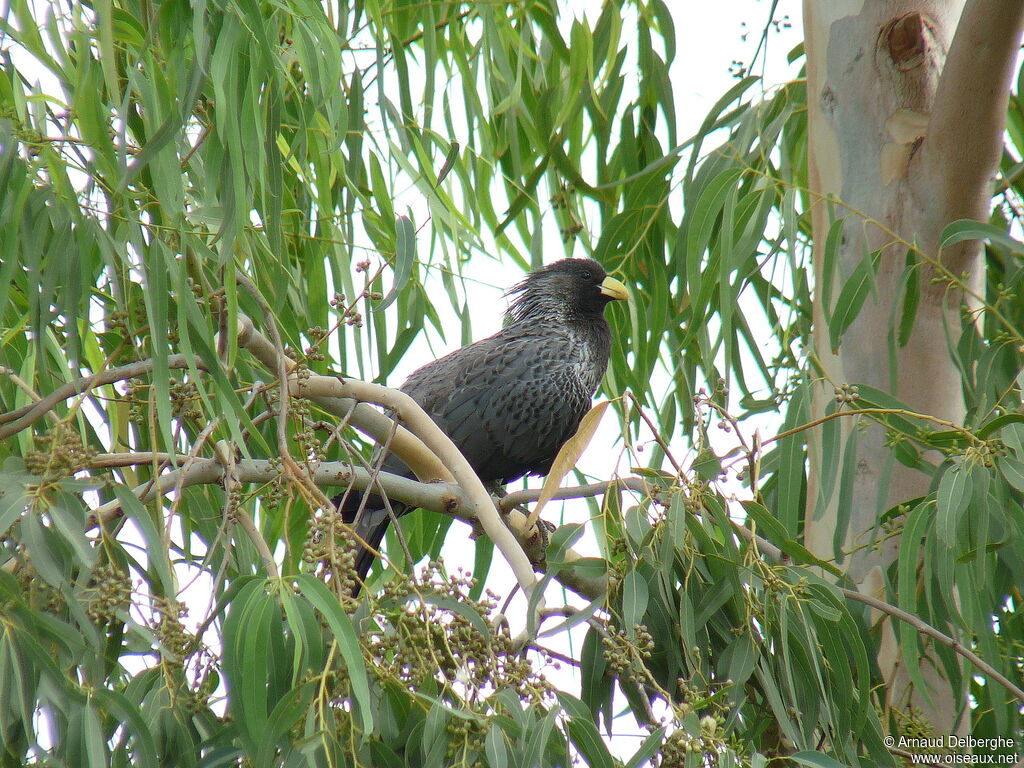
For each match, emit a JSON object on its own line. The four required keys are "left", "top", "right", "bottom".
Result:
{"left": 599, "top": 275, "right": 629, "bottom": 302}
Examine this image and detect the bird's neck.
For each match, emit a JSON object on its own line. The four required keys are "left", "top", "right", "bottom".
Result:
{"left": 515, "top": 311, "right": 611, "bottom": 390}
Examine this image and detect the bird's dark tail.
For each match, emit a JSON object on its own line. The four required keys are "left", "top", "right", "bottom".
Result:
{"left": 350, "top": 504, "right": 390, "bottom": 587}
{"left": 335, "top": 492, "right": 408, "bottom": 594}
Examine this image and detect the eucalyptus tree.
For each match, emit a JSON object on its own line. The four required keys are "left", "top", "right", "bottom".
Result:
{"left": 1, "top": 0, "right": 1022, "bottom": 766}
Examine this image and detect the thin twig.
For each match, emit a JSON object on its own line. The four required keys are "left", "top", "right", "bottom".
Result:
{"left": 236, "top": 275, "right": 335, "bottom": 517}
{"left": 0, "top": 356, "right": 204, "bottom": 437}
{"left": 761, "top": 405, "right": 978, "bottom": 448}
{"left": 629, "top": 392, "right": 686, "bottom": 476}
{"left": 841, "top": 587, "right": 1024, "bottom": 704}
{"left": 528, "top": 643, "right": 581, "bottom": 669}
{"left": 499, "top": 477, "right": 651, "bottom": 511}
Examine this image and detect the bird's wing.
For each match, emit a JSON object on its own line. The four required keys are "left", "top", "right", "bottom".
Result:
{"left": 402, "top": 330, "right": 591, "bottom": 482}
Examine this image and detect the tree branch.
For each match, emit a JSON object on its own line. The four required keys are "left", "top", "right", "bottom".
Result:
{"left": 237, "top": 275, "right": 336, "bottom": 517}
{"left": 236, "top": 312, "right": 454, "bottom": 484}
{"left": 1, "top": 316, "right": 610, "bottom": 603}
{"left": 0, "top": 332, "right": 787, "bottom": 605}
{"left": 841, "top": 587, "right": 1024, "bottom": 704}
{"left": 294, "top": 375, "right": 541, "bottom": 605}
{"left": 923, "top": 0, "right": 1024, "bottom": 238}
{"left": 499, "top": 477, "right": 652, "bottom": 511}
{"left": 83, "top": 453, "right": 613, "bottom": 599}
{"left": 215, "top": 440, "right": 279, "bottom": 579}
{"left": 88, "top": 459, "right": 457, "bottom": 526}
{"left": 0, "top": 356, "right": 204, "bottom": 439}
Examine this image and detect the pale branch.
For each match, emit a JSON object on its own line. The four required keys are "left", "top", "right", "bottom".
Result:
{"left": 83, "top": 453, "right": 611, "bottom": 599}
{"left": 0, "top": 356, "right": 204, "bottom": 439}
{"left": 237, "top": 275, "right": 336, "bottom": 517}
{"left": 0, "top": 317, "right": 606, "bottom": 600}
{"left": 4, "top": 323, "right": 776, "bottom": 607}
{"left": 0, "top": 340, "right": 777, "bottom": 602}
{"left": 216, "top": 440, "right": 279, "bottom": 579}
{"left": 841, "top": 588, "right": 1024, "bottom": 704}
{"left": 91, "top": 452, "right": 194, "bottom": 468}
{"left": 235, "top": 312, "right": 453, "bottom": 484}
{"left": 498, "top": 477, "right": 652, "bottom": 511}
{"left": 925, "top": 0, "right": 1024, "bottom": 230}
{"left": 294, "top": 375, "right": 541, "bottom": 606}
{"left": 89, "top": 459, "right": 459, "bottom": 526}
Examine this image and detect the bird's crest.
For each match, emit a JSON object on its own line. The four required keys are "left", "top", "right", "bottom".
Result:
{"left": 504, "top": 273, "right": 549, "bottom": 323}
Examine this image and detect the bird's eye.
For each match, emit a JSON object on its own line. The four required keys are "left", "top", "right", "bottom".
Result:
{"left": 581, "top": 270, "right": 593, "bottom": 281}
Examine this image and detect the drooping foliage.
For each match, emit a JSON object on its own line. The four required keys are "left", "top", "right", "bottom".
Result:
{"left": 1, "top": 0, "right": 1022, "bottom": 765}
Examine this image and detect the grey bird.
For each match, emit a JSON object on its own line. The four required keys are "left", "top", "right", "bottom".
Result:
{"left": 337, "top": 257, "right": 628, "bottom": 589}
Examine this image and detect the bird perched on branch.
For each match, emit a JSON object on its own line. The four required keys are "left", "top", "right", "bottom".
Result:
{"left": 338, "top": 257, "right": 628, "bottom": 589}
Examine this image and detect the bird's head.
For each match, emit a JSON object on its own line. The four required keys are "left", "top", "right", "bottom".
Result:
{"left": 506, "top": 258, "right": 628, "bottom": 323}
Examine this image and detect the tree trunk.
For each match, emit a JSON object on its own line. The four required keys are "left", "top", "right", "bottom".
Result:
{"left": 802, "top": 0, "right": 1023, "bottom": 732}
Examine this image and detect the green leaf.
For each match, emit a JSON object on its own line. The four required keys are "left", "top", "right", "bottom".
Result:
{"left": 977, "top": 412, "right": 1024, "bottom": 439}
{"left": 624, "top": 727, "right": 665, "bottom": 768}
{"left": 558, "top": 694, "right": 614, "bottom": 768}
{"left": 828, "top": 248, "right": 881, "bottom": 351}
{"left": 113, "top": 486, "right": 175, "bottom": 593}
{"left": 255, "top": 681, "right": 318, "bottom": 765}
{"left": 547, "top": 523, "right": 586, "bottom": 564}
{"left": 690, "top": 447, "right": 722, "bottom": 481}
{"left": 295, "top": 575, "right": 373, "bottom": 730}
{"left": 421, "top": 594, "right": 490, "bottom": 636}
{"left": 238, "top": 588, "right": 275, "bottom": 740}
{"left": 939, "top": 218, "right": 1024, "bottom": 255}
{"left": 721, "top": 632, "right": 758, "bottom": 690}
{"left": 19, "top": 506, "right": 66, "bottom": 587}
{"left": 741, "top": 499, "right": 789, "bottom": 544}
{"left": 0, "top": 473, "right": 28, "bottom": 538}
{"left": 580, "top": 626, "right": 611, "bottom": 732}
{"left": 685, "top": 167, "right": 743, "bottom": 263}
{"left": 82, "top": 701, "right": 107, "bottom": 766}
{"left": 378, "top": 212, "right": 416, "bottom": 310}
{"left": 896, "top": 248, "right": 921, "bottom": 347}
{"left": 485, "top": 722, "right": 509, "bottom": 768}
{"left": 368, "top": 740, "right": 405, "bottom": 768}
{"left": 776, "top": 381, "right": 809, "bottom": 535}
{"left": 91, "top": 688, "right": 158, "bottom": 768}
{"left": 897, "top": 501, "right": 931, "bottom": 696}
{"left": 790, "top": 752, "right": 853, "bottom": 768}
{"left": 937, "top": 459, "right": 973, "bottom": 545}
{"left": 621, "top": 570, "right": 649, "bottom": 631}
{"left": 998, "top": 454, "right": 1024, "bottom": 492}
{"left": 820, "top": 212, "right": 844, "bottom": 312}
{"left": 538, "top": 592, "right": 604, "bottom": 638}
{"left": 470, "top": 535, "right": 494, "bottom": 601}
{"left": 49, "top": 498, "right": 96, "bottom": 569}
